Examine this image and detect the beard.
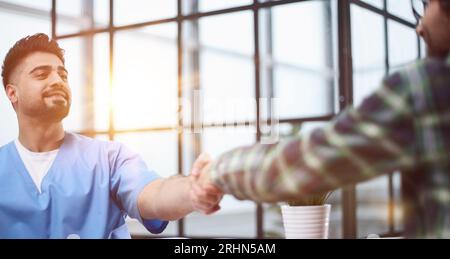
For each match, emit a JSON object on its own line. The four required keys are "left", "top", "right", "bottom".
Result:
{"left": 40, "top": 88, "right": 71, "bottom": 122}
{"left": 426, "top": 44, "right": 449, "bottom": 59}
{"left": 423, "top": 27, "right": 450, "bottom": 59}
{"left": 42, "top": 103, "right": 70, "bottom": 122}
{"left": 23, "top": 97, "right": 71, "bottom": 123}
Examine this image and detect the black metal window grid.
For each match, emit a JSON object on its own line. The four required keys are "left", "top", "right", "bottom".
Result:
{"left": 39, "top": 0, "right": 420, "bottom": 238}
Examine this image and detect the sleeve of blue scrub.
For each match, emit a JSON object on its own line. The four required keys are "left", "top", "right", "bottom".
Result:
{"left": 109, "top": 142, "right": 168, "bottom": 234}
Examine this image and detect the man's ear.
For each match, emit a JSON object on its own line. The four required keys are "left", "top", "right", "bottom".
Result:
{"left": 5, "top": 84, "right": 18, "bottom": 104}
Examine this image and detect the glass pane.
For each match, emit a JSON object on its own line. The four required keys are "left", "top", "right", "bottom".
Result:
{"left": 351, "top": 4, "right": 395, "bottom": 237}
{"left": 0, "top": 95, "right": 17, "bottom": 146}
{"left": 361, "top": 0, "right": 384, "bottom": 9}
{"left": 274, "top": 68, "right": 333, "bottom": 119}
{"left": 357, "top": 176, "right": 390, "bottom": 238}
{"left": 328, "top": 189, "right": 343, "bottom": 238}
{"left": 353, "top": 69, "right": 385, "bottom": 107}
{"left": 58, "top": 37, "right": 94, "bottom": 132}
{"left": 351, "top": 4, "right": 385, "bottom": 106}
{"left": 0, "top": 9, "right": 50, "bottom": 42}
{"left": 93, "top": 33, "right": 110, "bottom": 132}
{"left": 58, "top": 37, "right": 84, "bottom": 132}
{"left": 181, "top": 20, "right": 198, "bottom": 129}
{"left": 115, "top": 131, "right": 178, "bottom": 237}
{"left": 196, "top": 11, "right": 255, "bottom": 125}
{"left": 393, "top": 172, "right": 403, "bottom": 233}
{"left": 387, "top": 0, "right": 415, "bottom": 24}
{"left": 185, "top": 126, "right": 257, "bottom": 237}
{"left": 202, "top": 126, "right": 256, "bottom": 159}
{"left": 200, "top": 11, "right": 253, "bottom": 56}
{"left": 186, "top": 0, "right": 252, "bottom": 14}
{"left": 201, "top": 52, "right": 256, "bottom": 125}
{"left": 420, "top": 38, "right": 426, "bottom": 58}
{"left": 262, "top": 203, "right": 283, "bottom": 238}
{"left": 114, "top": 0, "right": 176, "bottom": 26}
{"left": 57, "top": 33, "right": 109, "bottom": 133}
{"left": 0, "top": 12, "right": 50, "bottom": 145}
{"left": 181, "top": 132, "right": 196, "bottom": 178}
{"left": 0, "top": 0, "right": 51, "bottom": 11}
{"left": 115, "top": 131, "right": 178, "bottom": 179}
{"left": 56, "top": 0, "right": 109, "bottom": 35}
{"left": 388, "top": 20, "right": 418, "bottom": 71}
{"left": 271, "top": 1, "right": 334, "bottom": 119}
{"left": 273, "top": 2, "right": 329, "bottom": 69}
{"left": 94, "top": 0, "right": 109, "bottom": 25}
{"left": 200, "top": 0, "right": 252, "bottom": 12}
{"left": 114, "top": 24, "right": 178, "bottom": 130}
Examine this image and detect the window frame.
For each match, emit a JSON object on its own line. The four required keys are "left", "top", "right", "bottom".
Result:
{"left": 49, "top": 0, "right": 420, "bottom": 238}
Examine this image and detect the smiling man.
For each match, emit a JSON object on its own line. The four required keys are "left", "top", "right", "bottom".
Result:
{"left": 0, "top": 33, "right": 223, "bottom": 238}
{"left": 195, "top": 0, "right": 450, "bottom": 238}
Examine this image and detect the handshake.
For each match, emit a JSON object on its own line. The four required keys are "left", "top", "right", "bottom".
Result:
{"left": 188, "top": 153, "right": 224, "bottom": 215}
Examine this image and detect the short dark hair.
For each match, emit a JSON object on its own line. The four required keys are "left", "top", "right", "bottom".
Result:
{"left": 443, "top": 0, "right": 450, "bottom": 10}
{"left": 1, "top": 33, "right": 65, "bottom": 89}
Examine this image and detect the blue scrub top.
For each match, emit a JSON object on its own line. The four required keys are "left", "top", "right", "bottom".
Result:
{"left": 0, "top": 132, "right": 168, "bottom": 238}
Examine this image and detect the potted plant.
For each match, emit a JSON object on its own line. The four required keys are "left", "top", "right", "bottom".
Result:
{"left": 275, "top": 123, "right": 332, "bottom": 238}
{"left": 281, "top": 192, "right": 332, "bottom": 239}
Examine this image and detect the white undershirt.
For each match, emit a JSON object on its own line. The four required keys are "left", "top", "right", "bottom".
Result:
{"left": 15, "top": 139, "right": 59, "bottom": 193}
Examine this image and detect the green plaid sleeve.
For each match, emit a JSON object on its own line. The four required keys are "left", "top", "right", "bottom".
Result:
{"left": 210, "top": 71, "right": 419, "bottom": 203}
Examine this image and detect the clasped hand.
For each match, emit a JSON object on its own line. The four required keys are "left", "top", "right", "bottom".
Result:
{"left": 188, "top": 154, "right": 223, "bottom": 215}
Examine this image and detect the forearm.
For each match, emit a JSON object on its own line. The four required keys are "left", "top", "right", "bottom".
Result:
{"left": 210, "top": 138, "right": 312, "bottom": 202}
{"left": 138, "top": 175, "right": 194, "bottom": 221}
{"left": 210, "top": 103, "right": 417, "bottom": 203}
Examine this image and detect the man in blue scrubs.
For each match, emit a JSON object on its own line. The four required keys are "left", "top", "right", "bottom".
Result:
{"left": 0, "top": 33, "right": 223, "bottom": 238}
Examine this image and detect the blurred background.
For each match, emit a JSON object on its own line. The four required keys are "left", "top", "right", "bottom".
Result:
{"left": 0, "top": 0, "right": 424, "bottom": 238}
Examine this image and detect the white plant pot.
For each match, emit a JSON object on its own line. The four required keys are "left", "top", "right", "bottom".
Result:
{"left": 281, "top": 204, "right": 331, "bottom": 239}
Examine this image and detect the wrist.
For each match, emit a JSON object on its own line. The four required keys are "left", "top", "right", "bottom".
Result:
{"left": 187, "top": 176, "right": 197, "bottom": 212}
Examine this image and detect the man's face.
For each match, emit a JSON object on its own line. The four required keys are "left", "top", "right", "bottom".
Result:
{"left": 417, "top": 0, "right": 450, "bottom": 58}
{"left": 6, "top": 52, "right": 71, "bottom": 122}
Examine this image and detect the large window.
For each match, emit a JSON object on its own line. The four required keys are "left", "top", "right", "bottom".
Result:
{"left": 0, "top": 0, "right": 51, "bottom": 145}
{"left": 0, "top": 0, "right": 420, "bottom": 238}
{"left": 52, "top": 0, "right": 338, "bottom": 238}
{"left": 352, "top": 0, "right": 420, "bottom": 238}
